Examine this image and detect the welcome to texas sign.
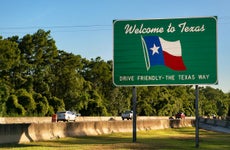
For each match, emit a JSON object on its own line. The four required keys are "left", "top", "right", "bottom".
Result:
{"left": 113, "top": 17, "right": 217, "bottom": 86}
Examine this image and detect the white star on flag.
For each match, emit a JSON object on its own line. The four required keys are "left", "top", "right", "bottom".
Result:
{"left": 150, "top": 44, "right": 159, "bottom": 55}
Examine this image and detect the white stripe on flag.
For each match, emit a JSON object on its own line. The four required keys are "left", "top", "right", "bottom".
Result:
{"left": 159, "top": 37, "right": 182, "bottom": 56}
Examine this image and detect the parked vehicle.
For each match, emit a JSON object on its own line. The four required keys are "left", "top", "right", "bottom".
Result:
{"left": 121, "top": 110, "right": 133, "bottom": 120}
{"left": 57, "top": 111, "right": 77, "bottom": 122}
{"left": 175, "top": 112, "right": 185, "bottom": 119}
{"left": 75, "top": 113, "right": 81, "bottom": 117}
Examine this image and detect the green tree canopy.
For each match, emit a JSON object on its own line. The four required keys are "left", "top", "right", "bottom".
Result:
{"left": 0, "top": 29, "right": 229, "bottom": 118}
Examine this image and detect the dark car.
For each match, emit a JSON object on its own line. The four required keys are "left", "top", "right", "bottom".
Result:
{"left": 175, "top": 112, "right": 185, "bottom": 119}
{"left": 121, "top": 110, "right": 133, "bottom": 120}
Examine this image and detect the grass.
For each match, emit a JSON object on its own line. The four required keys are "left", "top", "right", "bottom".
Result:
{"left": 0, "top": 127, "right": 230, "bottom": 150}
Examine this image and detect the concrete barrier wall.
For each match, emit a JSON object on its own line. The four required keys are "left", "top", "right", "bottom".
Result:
{"left": 0, "top": 116, "right": 195, "bottom": 124}
{"left": 0, "top": 117, "right": 51, "bottom": 124}
{"left": 199, "top": 117, "right": 230, "bottom": 128}
{"left": 0, "top": 119, "right": 195, "bottom": 144}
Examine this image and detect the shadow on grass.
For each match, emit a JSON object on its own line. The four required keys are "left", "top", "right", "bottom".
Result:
{"left": 0, "top": 134, "right": 180, "bottom": 149}
{"left": 1, "top": 128, "right": 230, "bottom": 150}
{"left": 0, "top": 143, "right": 39, "bottom": 148}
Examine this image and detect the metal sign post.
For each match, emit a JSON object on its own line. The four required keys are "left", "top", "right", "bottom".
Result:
{"left": 195, "top": 85, "right": 199, "bottom": 148}
{"left": 132, "top": 86, "right": 137, "bottom": 142}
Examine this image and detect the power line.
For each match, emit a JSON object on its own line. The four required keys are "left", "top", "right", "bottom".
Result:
{"left": 0, "top": 24, "right": 111, "bottom": 30}
{"left": 1, "top": 16, "right": 230, "bottom": 35}
{"left": 0, "top": 15, "right": 230, "bottom": 30}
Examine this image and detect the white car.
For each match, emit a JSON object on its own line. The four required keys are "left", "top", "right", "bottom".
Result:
{"left": 57, "top": 111, "right": 77, "bottom": 122}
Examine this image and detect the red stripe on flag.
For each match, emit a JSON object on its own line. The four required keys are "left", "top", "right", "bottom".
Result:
{"left": 163, "top": 51, "right": 186, "bottom": 71}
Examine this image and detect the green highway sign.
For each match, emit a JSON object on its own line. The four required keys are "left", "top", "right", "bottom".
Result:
{"left": 113, "top": 16, "right": 217, "bottom": 86}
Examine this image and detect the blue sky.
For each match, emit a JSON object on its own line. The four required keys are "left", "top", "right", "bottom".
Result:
{"left": 0, "top": 0, "right": 230, "bottom": 93}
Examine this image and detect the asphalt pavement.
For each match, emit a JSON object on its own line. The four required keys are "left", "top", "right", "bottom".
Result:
{"left": 199, "top": 123, "right": 230, "bottom": 133}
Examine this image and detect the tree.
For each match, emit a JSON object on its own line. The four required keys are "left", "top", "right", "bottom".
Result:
{"left": 80, "top": 90, "right": 107, "bottom": 116}
{"left": 50, "top": 51, "right": 91, "bottom": 111}
{"left": 227, "top": 93, "right": 230, "bottom": 117}
{"left": 18, "top": 29, "right": 58, "bottom": 96}
{"left": 107, "top": 87, "right": 132, "bottom": 116}
{"left": 137, "top": 86, "right": 157, "bottom": 116}
{"left": 200, "top": 86, "right": 228, "bottom": 117}
{"left": 6, "top": 95, "right": 26, "bottom": 116}
{"left": 0, "top": 37, "right": 20, "bottom": 94}
{"left": 0, "top": 38, "right": 20, "bottom": 71}
{"left": 80, "top": 57, "right": 113, "bottom": 115}
{"left": 16, "top": 89, "right": 36, "bottom": 115}
{"left": 0, "top": 81, "right": 10, "bottom": 116}
{"left": 49, "top": 96, "right": 65, "bottom": 113}
{"left": 33, "top": 93, "right": 49, "bottom": 116}
{"left": 1, "top": 29, "right": 229, "bottom": 117}
{"left": 182, "top": 86, "right": 195, "bottom": 116}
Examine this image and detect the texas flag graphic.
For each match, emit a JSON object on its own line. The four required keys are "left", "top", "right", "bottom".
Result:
{"left": 141, "top": 36, "right": 186, "bottom": 71}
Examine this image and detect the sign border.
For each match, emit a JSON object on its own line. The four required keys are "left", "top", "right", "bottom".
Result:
{"left": 113, "top": 16, "right": 218, "bottom": 86}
